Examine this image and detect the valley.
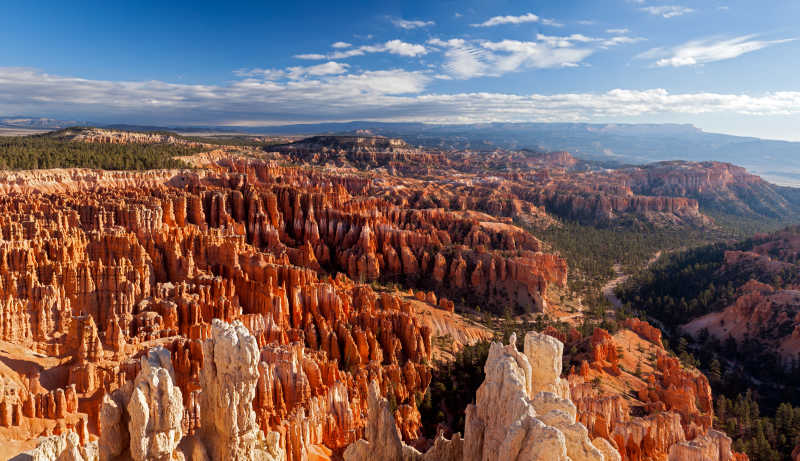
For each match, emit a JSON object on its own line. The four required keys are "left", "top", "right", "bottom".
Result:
{"left": 0, "top": 127, "right": 797, "bottom": 460}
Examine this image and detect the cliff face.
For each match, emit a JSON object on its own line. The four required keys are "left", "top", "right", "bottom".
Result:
{"left": 57, "top": 127, "right": 212, "bottom": 148}
{"left": 272, "top": 136, "right": 787, "bottom": 228}
{"left": 623, "top": 161, "right": 800, "bottom": 219}
{"left": 683, "top": 280, "right": 800, "bottom": 362}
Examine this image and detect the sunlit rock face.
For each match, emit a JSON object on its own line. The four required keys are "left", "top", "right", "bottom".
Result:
{"left": 344, "top": 331, "right": 614, "bottom": 461}
{"left": 569, "top": 324, "right": 747, "bottom": 461}
{"left": 0, "top": 135, "right": 767, "bottom": 460}
{"left": 0, "top": 154, "right": 568, "bottom": 459}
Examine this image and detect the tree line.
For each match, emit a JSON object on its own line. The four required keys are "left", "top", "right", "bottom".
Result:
{"left": 0, "top": 133, "right": 197, "bottom": 170}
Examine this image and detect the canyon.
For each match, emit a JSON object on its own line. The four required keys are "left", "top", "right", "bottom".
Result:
{"left": 1, "top": 130, "right": 792, "bottom": 460}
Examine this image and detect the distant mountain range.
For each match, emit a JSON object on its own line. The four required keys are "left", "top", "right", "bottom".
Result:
{"left": 0, "top": 117, "right": 85, "bottom": 130}
{"left": 3, "top": 117, "right": 800, "bottom": 186}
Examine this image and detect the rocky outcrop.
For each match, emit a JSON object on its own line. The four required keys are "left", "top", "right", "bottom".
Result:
{"left": 127, "top": 347, "right": 184, "bottom": 461}
{"left": 0, "top": 140, "right": 772, "bottom": 460}
{"left": 64, "top": 128, "right": 212, "bottom": 149}
{"left": 625, "top": 161, "right": 799, "bottom": 219}
{"left": 199, "top": 319, "right": 283, "bottom": 461}
{"left": 16, "top": 431, "right": 97, "bottom": 461}
{"left": 622, "top": 319, "right": 663, "bottom": 347}
{"left": 667, "top": 429, "right": 738, "bottom": 461}
{"left": 342, "top": 381, "right": 428, "bottom": 461}
{"left": 345, "top": 331, "right": 614, "bottom": 461}
{"left": 98, "top": 325, "right": 285, "bottom": 461}
{"left": 569, "top": 325, "right": 746, "bottom": 461}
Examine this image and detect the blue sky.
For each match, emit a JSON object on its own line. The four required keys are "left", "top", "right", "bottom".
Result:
{"left": 1, "top": 0, "right": 799, "bottom": 140}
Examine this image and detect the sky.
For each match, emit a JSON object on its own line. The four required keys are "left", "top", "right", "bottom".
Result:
{"left": 1, "top": 0, "right": 799, "bottom": 140}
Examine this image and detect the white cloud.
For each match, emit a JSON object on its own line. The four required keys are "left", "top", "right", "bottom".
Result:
{"left": 3, "top": 68, "right": 800, "bottom": 125}
{"left": 429, "top": 32, "right": 642, "bottom": 79}
{"left": 294, "top": 53, "right": 327, "bottom": 60}
{"left": 472, "top": 12, "right": 541, "bottom": 27}
{"left": 229, "top": 62, "right": 350, "bottom": 80}
{"left": 435, "top": 41, "right": 492, "bottom": 78}
{"left": 391, "top": 18, "right": 435, "bottom": 29}
{"left": 331, "top": 41, "right": 352, "bottom": 49}
{"left": 640, "top": 5, "right": 694, "bottom": 18}
{"left": 639, "top": 35, "right": 796, "bottom": 67}
{"left": 607, "top": 28, "right": 630, "bottom": 34}
{"left": 383, "top": 40, "right": 428, "bottom": 57}
{"left": 482, "top": 39, "right": 593, "bottom": 71}
{"left": 290, "top": 61, "right": 349, "bottom": 77}
{"left": 295, "top": 40, "right": 427, "bottom": 60}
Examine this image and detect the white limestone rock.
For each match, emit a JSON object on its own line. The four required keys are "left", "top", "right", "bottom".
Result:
{"left": 538, "top": 410, "right": 604, "bottom": 461}
{"left": 594, "top": 437, "right": 622, "bottom": 461}
{"left": 199, "top": 319, "right": 284, "bottom": 461}
{"left": 18, "top": 432, "right": 98, "bottom": 461}
{"left": 524, "top": 331, "right": 570, "bottom": 399}
{"left": 99, "top": 390, "right": 130, "bottom": 461}
{"left": 668, "top": 429, "right": 736, "bottom": 461}
{"left": 126, "top": 347, "right": 184, "bottom": 461}
{"left": 532, "top": 391, "right": 577, "bottom": 422}
{"left": 342, "top": 330, "right": 620, "bottom": 461}
{"left": 343, "top": 380, "right": 423, "bottom": 461}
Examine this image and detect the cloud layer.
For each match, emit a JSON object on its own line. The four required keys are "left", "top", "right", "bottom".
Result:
{"left": 3, "top": 67, "right": 800, "bottom": 126}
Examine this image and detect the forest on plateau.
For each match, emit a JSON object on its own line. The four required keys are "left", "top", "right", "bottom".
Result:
{"left": 0, "top": 133, "right": 195, "bottom": 170}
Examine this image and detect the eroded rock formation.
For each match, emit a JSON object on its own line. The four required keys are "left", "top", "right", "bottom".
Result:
{"left": 127, "top": 347, "right": 184, "bottom": 461}
{"left": 569, "top": 326, "right": 745, "bottom": 461}
{"left": 199, "top": 319, "right": 281, "bottom": 461}
{"left": 0, "top": 133, "right": 771, "bottom": 460}
{"left": 345, "top": 331, "right": 615, "bottom": 461}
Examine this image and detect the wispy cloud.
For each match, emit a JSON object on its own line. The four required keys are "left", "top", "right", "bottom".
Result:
{"left": 607, "top": 28, "right": 630, "bottom": 34}
{"left": 639, "top": 35, "right": 796, "bottom": 67}
{"left": 3, "top": 68, "right": 800, "bottom": 125}
{"left": 391, "top": 18, "right": 435, "bottom": 29}
{"left": 472, "top": 12, "right": 554, "bottom": 27}
{"left": 331, "top": 42, "right": 352, "bottom": 49}
{"left": 235, "top": 62, "right": 350, "bottom": 80}
{"left": 640, "top": 5, "right": 694, "bottom": 18}
{"left": 295, "top": 40, "right": 428, "bottom": 60}
{"left": 429, "top": 32, "right": 642, "bottom": 78}
{"left": 541, "top": 18, "right": 564, "bottom": 27}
